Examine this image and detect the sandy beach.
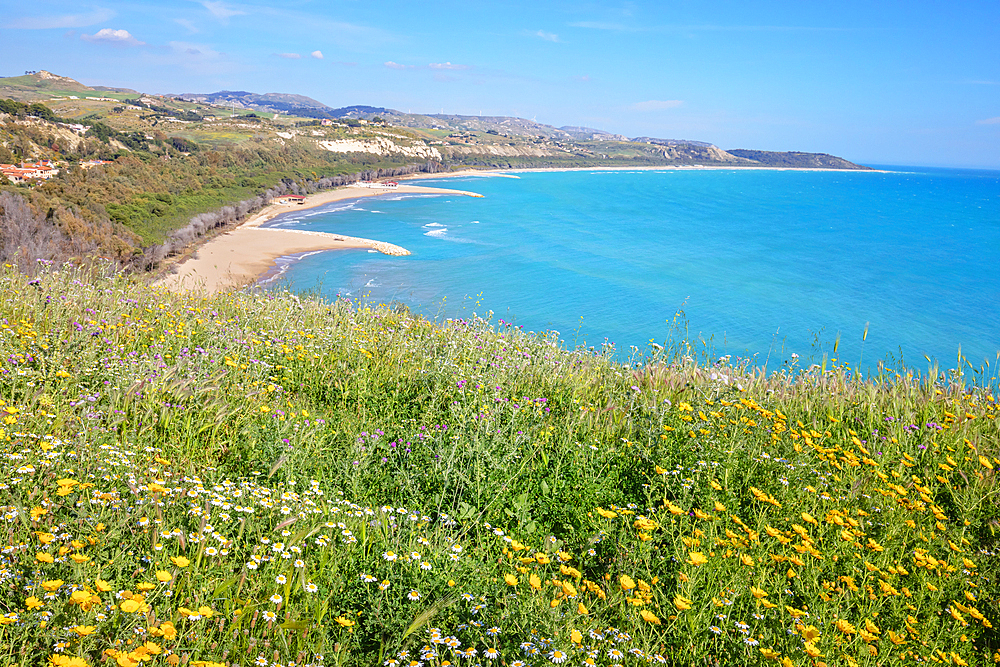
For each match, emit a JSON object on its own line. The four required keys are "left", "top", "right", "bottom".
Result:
{"left": 155, "top": 183, "right": 482, "bottom": 295}
{"left": 155, "top": 165, "right": 884, "bottom": 295}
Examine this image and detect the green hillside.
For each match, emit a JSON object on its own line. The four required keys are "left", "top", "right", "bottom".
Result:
{"left": 0, "top": 265, "right": 996, "bottom": 666}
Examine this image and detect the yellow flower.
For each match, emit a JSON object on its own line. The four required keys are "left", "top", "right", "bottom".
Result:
{"left": 72, "top": 625, "right": 97, "bottom": 636}
{"left": 156, "top": 570, "right": 172, "bottom": 583}
{"left": 751, "top": 586, "right": 768, "bottom": 599}
{"left": 619, "top": 575, "right": 636, "bottom": 591}
{"left": 571, "top": 629, "right": 583, "bottom": 644}
{"left": 159, "top": 622, "right": 177, "bottom": 640}
{"left": 640, "top": 609, "right": 661, "bottom": 625}
{"left": 529, "top": 573, "right": 542, "bottom": 590}
{"left": 559, "top": 564, "right": 582, "bottom": 579}
{"left": 785, "top": 605, "right": 807, "bottom": 618}
{"left": 535, "top": 553, "right": 551, "bottom": 564}
{"left": 170, "top": 556, "right": 190, "bottom": 568}
{"left": 804, "top": 642, "right": 822, "bottom": 658}
{"left": 713, "top": 500, "right": 726, "bottom": 512}
{"left": 835, "top": 618, "right": 856, "bottom": 634}
{"left": 94, "top": 579, "right": 112, "bottom": 592}
{"left": 887, "top": 630, "right": 907, "bottom": 645}
{"left": 41, "top": 580, "right": 63, "bottom": 592}
{"left": 26, "top": 596, "right": 43, "bottom": 610}
{"left": 120, "top": 599, "right": 143, "bottom": 613}
{"left": 739, "top": 553, "right": 755, "bottom": 567}
{"left": 673, "top": 595, "right": 692, "bottom": 611}
{"left": 503, "top": 573, "right": 518, "bottom": 587}
{"left": 759, "top": 648, "right": 780, "bottom": 660}
{"left": 596, "top": 508, "right": 618, "bottom": 519}
{"left": 801, "top": 625, "right": 821, "bottom": 642}
{"left": 633, "top": 517, "right": 658, "bottom": 531}
{"left": 687, "top": 551, "right": 708, "bottom": 566}
{"left": 69, "top": 590, "right": 91, "bottom": 606}
{"left": 577, "top": 603, "right": 589, "bottom": 615}
{"left": 36, "top": 552, "right": 54, "bottom": 564}
{"left": 70, "top": 554, "right": 90, "bottom": 564}
{"left": 335, "top": 616, "right": 355, "bottom": 627}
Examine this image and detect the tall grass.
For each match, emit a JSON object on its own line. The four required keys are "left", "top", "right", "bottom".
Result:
{"left": 0, "top": 262, "right": 996, "bottom": 667}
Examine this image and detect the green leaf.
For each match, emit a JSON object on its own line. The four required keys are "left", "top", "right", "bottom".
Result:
{"left": 211, "top": 575, "right": 240, "bottom": 599}
{"left": 279, "top": 619, "right": 311, "bottom": 631}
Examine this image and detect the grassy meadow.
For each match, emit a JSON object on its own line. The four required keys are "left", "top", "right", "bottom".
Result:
{"left": 0, "top": 263, "right": 997, "bottom": 667}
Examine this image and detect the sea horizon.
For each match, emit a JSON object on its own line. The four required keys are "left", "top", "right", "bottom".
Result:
{"left": 261, "top": 164, "right": 1000, "bottom": 384}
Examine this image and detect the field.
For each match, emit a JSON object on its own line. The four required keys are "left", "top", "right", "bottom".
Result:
{"left": 0, "top": 264, "right": 997, "bottom": 667}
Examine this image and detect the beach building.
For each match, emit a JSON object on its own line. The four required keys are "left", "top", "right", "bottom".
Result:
{"left": 1, "top": 160, "right": 59, "bottom": 183}
{"left": 79, "top": 159, "right": 111, "bottom": 170}
{"left": 274, "top": 195, "right": 306, "bottom": 204}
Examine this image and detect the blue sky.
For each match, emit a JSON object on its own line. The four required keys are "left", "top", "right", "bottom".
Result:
{"left": 2, "top": 0, "right": 998, "bottom": 168}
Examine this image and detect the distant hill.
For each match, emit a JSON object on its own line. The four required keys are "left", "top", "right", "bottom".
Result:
{"left": 176, "top": 90, "right": 335, "bottom": 117}
{"left": 329, "top": 107, "right": 596, "bottom": 139}
{"left": 92, "top": 85, "right": 139, "bottom": 94}
{"left": 1, "top": 71, "right": 871, "bottom": 171}
{"left": 0, "top": 71, "right": 93, "bottom": 100}
{"left": 726, "top": 149, "right": 872, "bottom": 170}
{"left": 632, "top": 137, "right": 715, "bottom": 148}
{"left": 0, "top": 71, "right": 138, "bottom": 101}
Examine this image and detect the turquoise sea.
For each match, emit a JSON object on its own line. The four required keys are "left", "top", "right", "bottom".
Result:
{"left": 262, "top": 167, "right": 1000, "bottom": 379}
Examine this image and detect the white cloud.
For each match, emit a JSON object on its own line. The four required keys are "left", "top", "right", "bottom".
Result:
{"left": 310, "top": 50, "right": 324, "bottom": 59}
{"left": 81, "top": 28, "right": 144, "bottom": 46}
{"left": 276, "top": 52, "right": 301, "bottom": 59}
{"left": 629, "top": 100, "right": 684, "bottom": 111}
{"left": 384, "top": 61, "right": 410, "bottom": 70}
{"left": 534, "top": 30, "right": 559, "bottom": 42}
{"left": 7, "top": 8, "right": 115, "bottom": 29}
{"left": 169, "top": 40, "right": 223, "bottom": 60}
{"left": 429, "top": 62, "right": 469, "bottom": 70}
{"left": 976, "top": 117, "right": 1000, "bottom": 125}
{"left": 151, "top": 41, "right": 231, "bottom": 75}
{"left": 201, "top": 1, "right": 245, "bottom": 22}
{"left": 175, "top": 18, "right": 199, "bottom": 34}
{"left": 570, "top": 21, "right": 630, "bottom": 31}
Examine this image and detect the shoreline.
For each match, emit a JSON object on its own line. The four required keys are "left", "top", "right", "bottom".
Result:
{"left": 154, "top": 183, "right": 483, "bottom": 295}
{"left": 399, "top": 164, "right": 889, "bottom": 181}
{"left": 156, "top": 163, "right": 885, "bottom": 296}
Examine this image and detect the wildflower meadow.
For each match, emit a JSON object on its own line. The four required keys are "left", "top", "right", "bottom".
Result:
{"left": 0, "top": 263, "right": 997, "bottom": 667}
